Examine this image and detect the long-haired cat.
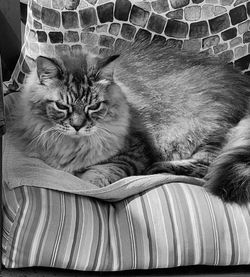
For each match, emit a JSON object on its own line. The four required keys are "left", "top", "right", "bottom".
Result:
{"left": 8, "top": 40, "right": 250, "bottom": 203}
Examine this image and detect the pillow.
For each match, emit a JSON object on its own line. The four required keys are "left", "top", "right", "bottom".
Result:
{"left": 7, "top": 0, "right": 250, "bottom": 93}
{"left": 3, "top": 180, "right": 250, "bottom": 270}
{"left": 3, "top": 0, "right": 250, "bottom": 271}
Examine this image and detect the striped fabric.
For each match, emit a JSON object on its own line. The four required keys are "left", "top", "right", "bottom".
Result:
{"left": 3, "top": 180, "right": 250, "bottom": 270}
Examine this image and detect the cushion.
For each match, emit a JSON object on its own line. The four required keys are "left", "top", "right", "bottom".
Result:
{"left": 3, "top": 180, "right": 250, "bottom": 270}
{"left": 7, "top": 0, "right": 250, "bottom": 93}
{"left": 3, "top": 97, "right": 250, "bottom": 271}
{"left": 3, "top": 0, "right": 250, "bottom": 271}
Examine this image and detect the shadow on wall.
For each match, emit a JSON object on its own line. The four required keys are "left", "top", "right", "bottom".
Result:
{"left": 0, "top": 0, "right": 21, "bottom": 81}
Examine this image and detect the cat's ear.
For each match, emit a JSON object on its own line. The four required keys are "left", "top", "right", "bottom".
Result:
{"left": 36, "top": 56, "right": 63, "bottom": 83}
{"left": 97, "top": 55, "right": 119, "bottom": 80}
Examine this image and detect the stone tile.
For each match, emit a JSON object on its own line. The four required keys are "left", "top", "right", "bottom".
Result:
{"left": 218, "top": 49, "right": 233, "bottom": 62}
{"left": 230, "top": 36, "right": 242, "bottom": 48}
{"left": 192, "top": 0, "right": 204, "bottom": 3}
{"left": 201, "top": 48, "right": 213, "bottom": 56}
{"left": 184, "top": 6, "right": 201, "bottom": 21}
{"left": 189, "top": 21, "right": 209, "bottom": 38}
{"left": 99, "top": 35, "right": 115, "bottom": 47}
{"left": 55, "top": 44, "right": 71, "bottom": 56}
{"left": 165, "top": 38, "right": 183, "bottom": 49}
{"left": 247, "top": 2, "right": 250, "bottom": 16}
{"left": 97, "top": 2, "right": 114, "bottom": 23}
{"left": 78, "top": 1, "right": 89, "bottom": 8}
{"left": 62, "top": 11, "right": 79, "bottom": 29}
{"left": 28, "top": 29, "right": 37, "bottom": 42}
{"left": 202, "top": 4, "right": 215, "bottom": 19}
{"left": 205, "top": 0, "right": 219, "bottom": 4}
{"left": 238, "top": 20, "right": 250, "bottom": 34}
{"left": 229, "top": 5, "right": 247, "bottom": 25}
{"left": 79, "top": 8, "right": 97, "bottom": 27}
{"left": 65, "top": 0, "right": 80, "bottom": 9}
{"left": 214, "top": 5, "right": 227, "bottom": 15}
{"left": 36, "top": 30, "right": 47, "bottom": 42}
{"left": 109, "top": 23, "right": 121, "bottom": 36}
{"left": 243, "top": 31, "right": 250, "bottom": 43}
{"left": 209, "top": 13, "right": 230, "bottom": 34}
{"left": 64, "top": 31, "right": 79, "bottom": 42}
{"left": 52, "top": 0, "right": 64, "bottom": 9}
{"left": 147, "top": 13, "right": 166, "bottom": 34}
{"left": 114, "top": 38, "right": 132, "bottom": 49}
{"left": 130, "top": 5, "right": 150, "bottom": 27}
{"left": 31, "top": 1, "right": 42, "bottom": 20}
{"left": 28, "top": 42, "right": 40, "bottom": 58}
{"left": 71, "top": 45, "right": 83, "bottom": 53}
{"left": 86, "top": 0, "right": 98, "bottom": 5}
{"left": 234, "top": 45, "right": 247, "bottom": 59}
{"left": 41, "top": 7, "right": 60, "bottom": 27}
{"left": 39, "top": 43, "right": 55, "bottom": 57}
{"left": 48, "top": 31, "right": 63, "bottom": 43}
{"left": 99, "top": 47, "right": 114, "bottom": 56}
{"left": 221, "top": 27, "right": 237, "bottom": 41}
{"left": 234, "top": 0, "right": 248, "bottom": 6}
{"left": 37, "top": 0, "right": 51, "bottom": 8}
{"left": 114, "top": 0, "right": 132, "bottom": 21}
{"left": 170, "top": 0, "right": 190, "bottom": 9}
{"left": 151, "top": 0, "right": 170, "bottom": 13}
{"left": 121, "top": 23, "right": 136, "bottom": 40}
{"left": 164, "top": 19, "right": 188, "bottom": 38}
{"left": 17, "top": 71, "right": 25, "bottom": 84}
{"left": 213, "top": 42, "right": 228, "bottom": 53}
{"left": 183, "top": 38, "right": 201, "bottom": 51}
{"left": 96, "top": 24, "right": 109, "bottom": 33}
{"left": 98, "top": 0, "right": 111, "bottom": 5}
{"left": 202, "top": 35, "right": 220, "bottom": 48}
{"left": 21, "top": 59, "right": 30, "bottom": 74}
{"left": 151, "top": 34, "right": 166, "bottom": 44}
{"left": 33, "top": 20, "right": 43, "bottom": 29}
{"left": 234, "top": 54, "right": 250, "bottom": 70}
{"left": 134, "top": 28, "right": 152, "bottom": 43}
{"left": 166, "top": 9, "right": 183, "bottom": 20}
{"left": 220, "top": 0, "right": 233, "bottom": 5}
{"left": 135, "top": 2, "right": 151, "bottom": 12}
{"left": 81, "top": 32, "right": 99, "bottom": 45}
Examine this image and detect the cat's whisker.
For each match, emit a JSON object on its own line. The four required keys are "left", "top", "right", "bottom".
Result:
{"left": 28, "top": 127, "right": 57, "bottom": 146}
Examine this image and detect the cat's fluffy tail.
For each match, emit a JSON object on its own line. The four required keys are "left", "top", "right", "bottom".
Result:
{"left": 205, "top": 116, "right": 250, "bottom": 204}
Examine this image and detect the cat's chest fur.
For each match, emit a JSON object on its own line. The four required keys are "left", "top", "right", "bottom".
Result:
{"left": 35, "top": 133, "right": 126, "bottom": 173}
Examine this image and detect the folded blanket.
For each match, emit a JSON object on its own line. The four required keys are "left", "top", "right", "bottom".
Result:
{"left": 3, "top": 133, "right": 204, "bottom": 201}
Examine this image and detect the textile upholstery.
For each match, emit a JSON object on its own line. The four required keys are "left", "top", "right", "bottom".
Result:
{"left": 2, "top": 0, "right": 250, "bottom": 271}
{"left": 7, "top": 0, "right": 250, "bottom": 92}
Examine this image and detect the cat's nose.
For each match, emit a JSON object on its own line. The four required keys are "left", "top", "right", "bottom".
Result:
{"left": 70, "top": 112, "right": 86, "bottom": 131}
{"left": 72, "top": 124, "right": 82, "bottom": 132}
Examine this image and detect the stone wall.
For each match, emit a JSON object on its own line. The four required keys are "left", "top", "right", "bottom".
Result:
{"left": 8, "top": 0, "right": 250, "bottom": 91}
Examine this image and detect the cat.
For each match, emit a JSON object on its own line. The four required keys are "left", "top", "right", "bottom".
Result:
{"left": 205, "top": 115, "right": 250, "bottom": 204}
{"left": 8, "top": 39, "right": 250, "bottom": 203}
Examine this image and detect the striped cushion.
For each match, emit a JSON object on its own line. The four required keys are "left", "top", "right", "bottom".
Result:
{"left": 3, "top": 180, "right": 250, "bottom": 270}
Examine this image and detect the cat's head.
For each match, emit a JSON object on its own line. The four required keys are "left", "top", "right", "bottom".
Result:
{"left": 21, "top": 51, "right": 129, "bottom": 140}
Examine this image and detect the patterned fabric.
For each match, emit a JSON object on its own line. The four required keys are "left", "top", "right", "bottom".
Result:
{"left": 3, "top": 181, "right": 250, "bottom": 270}
{"left": 3, "top": 0, "right": 250, "bottom": 271}
{"left": 7, "top": 0, "right": 250, "bottom": 93}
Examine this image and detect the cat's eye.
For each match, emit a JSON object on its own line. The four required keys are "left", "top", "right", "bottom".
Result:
{"left": 55, "top": 102, "right": 68, "bottom": 110}
{"left": 89, "top": 102, "right": 102, "bottom": 111}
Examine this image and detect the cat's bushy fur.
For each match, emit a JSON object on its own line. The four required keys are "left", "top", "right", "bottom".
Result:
{"left": 8, "top": 40, "right": 250, "bottom": 202}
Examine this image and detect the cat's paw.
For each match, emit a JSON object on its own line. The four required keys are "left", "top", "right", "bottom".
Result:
{"left": 146, "top": 159, "right": 208, "bottom": 178}
{"left": 146, "top": 161, "right": 177, "bottom": 175}
{"left": 76, "top": 170, "right": 111, "bottom": 187}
